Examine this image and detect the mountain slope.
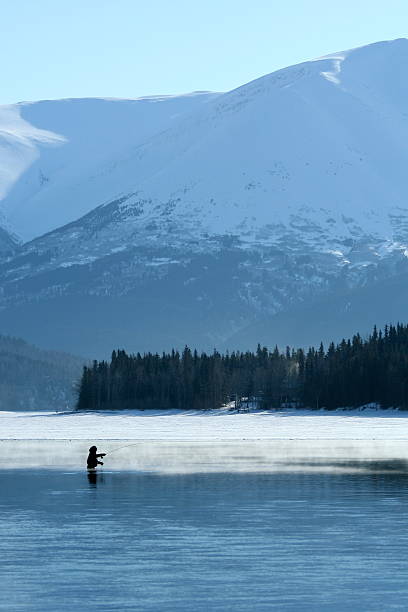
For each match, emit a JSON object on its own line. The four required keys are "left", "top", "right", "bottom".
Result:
{"left": 0, "top": 223, "right": 17, "bottom": 252}
{"left": 0, "top": 335, "right": 84, "bottom": 410}
{"left": 1, "top": 39, "right": 408, "bottom": 355}
{"left": 0, "top": 92, "right": 219, "bottom": 240}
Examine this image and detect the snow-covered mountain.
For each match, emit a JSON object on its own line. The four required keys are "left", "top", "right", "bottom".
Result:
{"left": 1, "top": 39, "right": 408, "bottom": 356}
{"left": 0, "top": 92, "right": 219, "bottom": 240}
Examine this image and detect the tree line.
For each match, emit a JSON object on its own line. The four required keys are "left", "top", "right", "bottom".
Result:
{"left": 76, "top": 324, "right": 408, "bottom": 411}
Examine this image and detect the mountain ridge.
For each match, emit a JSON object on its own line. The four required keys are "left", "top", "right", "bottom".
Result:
{"left": 1, "top": 39, "right": 408, "bottom": 356}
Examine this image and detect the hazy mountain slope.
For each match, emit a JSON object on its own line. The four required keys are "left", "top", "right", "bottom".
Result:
{"left": 223, "top": 267, "right": 408, "bottom": 351}
{"left": 0, "top": 335, "right": 84, "bottom": 410}
{"left": 1, "top": 39, "right": 408, "bottom": 355}
{"left": 0, "top": 224, "right": 17, "bottom": 252}
{"left": 2, "top": 263, "right": 408, "bottom": 357}
{"left": 0, "top": 92, "right": 219, "bottom": 240}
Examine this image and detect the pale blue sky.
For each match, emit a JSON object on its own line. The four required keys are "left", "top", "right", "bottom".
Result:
{"left": 1, "top": 0, "right": 408, "bottom": 104}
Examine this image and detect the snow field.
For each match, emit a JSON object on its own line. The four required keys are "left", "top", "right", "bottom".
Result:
{"left": 2, "top": 408, "right": 408, "bottom": 440}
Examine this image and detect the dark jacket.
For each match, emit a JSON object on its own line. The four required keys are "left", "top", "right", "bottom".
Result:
{"left": 87, "top": 450, "right": 105, "bottom": 468}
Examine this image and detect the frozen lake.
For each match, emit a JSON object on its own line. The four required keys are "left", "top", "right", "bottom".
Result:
{"left": 3, "top": 407, "right": 408, "bottom": 440}
{"left": 3, "top": 409, "right": 408, "bottom": 610}
{"left": 2, "top": 444, "right": 408, "bottom": 610}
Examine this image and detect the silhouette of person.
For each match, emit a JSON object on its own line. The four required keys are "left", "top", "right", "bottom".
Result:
{"left": 87, "top": 445, "right": 106, "bottom": 469}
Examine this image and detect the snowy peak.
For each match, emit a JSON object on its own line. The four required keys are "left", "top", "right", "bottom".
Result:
{"left": 2, "top": 38, "right": 408, "bottom": 244}
{"left": 221, "top": 38, "right": 408, "bottom": 120}
{"left": 317, "top": 38, "right": 408, "bottom": 105}
{"left": 64, "top": 36, "right": 408, "bottom": 255}
{"left": 3, "top": 38, "right": 408, "bottom": 251}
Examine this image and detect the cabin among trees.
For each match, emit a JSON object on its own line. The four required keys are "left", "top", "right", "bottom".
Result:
{"left": 77, "top": 324, "right": 408, "bottom": 411}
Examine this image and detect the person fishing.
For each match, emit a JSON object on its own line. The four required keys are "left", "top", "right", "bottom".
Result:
{"left": 87, "top": 445, "right": 106, "bottom": 469}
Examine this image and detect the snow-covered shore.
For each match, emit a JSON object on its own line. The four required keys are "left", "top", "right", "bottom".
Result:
{"left": 2, "top": 408, "right": 408, "bottom": 440}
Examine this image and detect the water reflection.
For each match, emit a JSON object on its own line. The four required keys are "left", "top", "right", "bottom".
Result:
{"left": 2, "top": 463, "right": 408, "bottom": 611}
{"left": 87, "top": 469, "right": 105, "bottom": 487}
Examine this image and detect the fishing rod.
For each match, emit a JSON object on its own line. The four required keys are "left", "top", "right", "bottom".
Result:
{"left": 105, "top": 442, "right": 141, "bottom": 455}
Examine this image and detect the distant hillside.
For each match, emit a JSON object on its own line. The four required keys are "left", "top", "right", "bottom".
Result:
{"left": 0, "top": 335, "right": 85, "bottom": 410}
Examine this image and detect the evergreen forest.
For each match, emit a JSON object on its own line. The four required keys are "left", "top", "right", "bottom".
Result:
{"left": 76, "top": 324, "right": 408, "bottom": 411}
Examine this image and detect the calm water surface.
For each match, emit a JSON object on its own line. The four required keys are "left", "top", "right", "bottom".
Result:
{"left": 1, "top": 466, "right": 408, "bottom": 611}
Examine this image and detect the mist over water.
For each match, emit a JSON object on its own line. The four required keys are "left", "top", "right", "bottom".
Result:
{"left": 2, "top": 439, "right": 408, "bottom": 472}
{"left": 2, "top": 452, "right": 408, "bottom": 610}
